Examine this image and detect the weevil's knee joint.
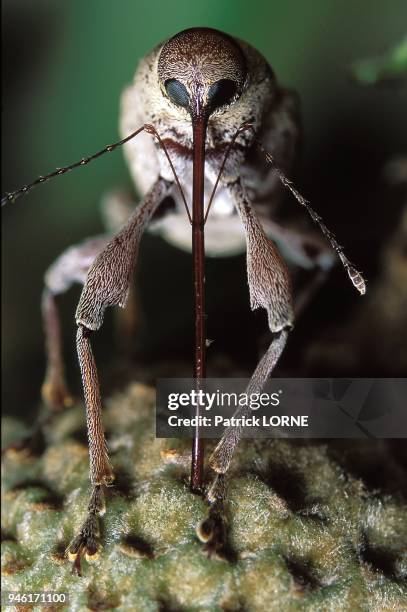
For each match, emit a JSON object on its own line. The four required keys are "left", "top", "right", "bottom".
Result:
{"left": 76, "top": 322, "right": 93, "bottom": 338}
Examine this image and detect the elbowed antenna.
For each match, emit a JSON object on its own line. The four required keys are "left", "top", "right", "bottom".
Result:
{"left": 1, "top": 126, "right": 144, "bottom": 207}
{"left": 1, "top": 125, "right": 190, "bottom": 221}
{"left": 205, "top": 120, "right": 366, "bottom": 297}
{"left": 204, "top": 122, "right": 254, "bottom": 223}
{"left": 254, "top": 137, "right": 367, "bottom": 296}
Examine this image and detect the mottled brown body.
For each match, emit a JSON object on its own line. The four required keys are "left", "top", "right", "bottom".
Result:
{"left": 2, "top": 27, "right": 366, "bottom": 568}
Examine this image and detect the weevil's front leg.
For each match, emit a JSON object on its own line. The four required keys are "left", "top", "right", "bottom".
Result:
{"left": 199, "top": 179, "right": 293, "bottom": 550}
{"left": 42, "top": 235, "right": 110, "bottom": 410}
{"left": 212, "top": 179, "right": 293, "bottom": 468}
{"left": 101, "top": 190, "right": 146, "bottom": 352}
{"left": 66, "top": 178, "right": 170, "bottom": 569}
{"left": 210, "top": 180, "right": 293, "bottom": 475}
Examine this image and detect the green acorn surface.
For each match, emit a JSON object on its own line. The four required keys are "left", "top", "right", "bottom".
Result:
{"left": 2, "top": 383, "right": 407, "bottom": 611}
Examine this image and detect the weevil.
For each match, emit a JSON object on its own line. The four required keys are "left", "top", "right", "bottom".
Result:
{"left": 2, "top": 27, "right": 366, "bottom": 567}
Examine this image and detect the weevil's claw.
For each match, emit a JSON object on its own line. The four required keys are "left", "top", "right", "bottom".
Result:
{"left": 70, "top": 549, "right": 84, "bottom": 576}
{"left": 196, "top": 474, "right": 236, "bottom": 561}
{"left": 66, "top": 486, "right": 105, "bottom": 574}
{"left": 196, "top": 516, "right": 214, "bottom": 544}
{"left": 196, "top": 503, "right": 236, "bottom": 561}
{"left": 66, "top": 517, "right": 101, "bottom": 575}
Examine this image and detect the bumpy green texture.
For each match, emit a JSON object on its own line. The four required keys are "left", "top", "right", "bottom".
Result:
{"left": 2, "top": 384, "right": 407, "bottom": 611}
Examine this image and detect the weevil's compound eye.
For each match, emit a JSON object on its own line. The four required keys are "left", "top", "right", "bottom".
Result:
{"left": 207, "top": 79, "right": 238, "bottom": 111}
{"left": 165, "top": 79, "right": 190, "bottom": 109}
{"left": 158, "top": 28, "right": 247, "bottom": 117}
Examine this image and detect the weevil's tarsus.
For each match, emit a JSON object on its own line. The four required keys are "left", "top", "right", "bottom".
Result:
{"left": 197, "top": 474, "right": 226, "bottom": 543}
{"left": 256, "top": 141, "right": 367, "bottom": 295}
{"left": 87, "top": 482, "right": 106, "bottom": 515}
{"left": 66, "top": 485, "right": 105, "bottom": 575}
{"left": 197, "top": 474, "right": 235, "bottom": 560}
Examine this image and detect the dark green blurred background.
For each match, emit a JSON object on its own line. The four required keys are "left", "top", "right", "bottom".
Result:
{"left": 2, "top": 1, "right": 407, "bottom": 419}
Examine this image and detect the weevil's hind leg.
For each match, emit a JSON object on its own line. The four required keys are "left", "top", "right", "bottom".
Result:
{"left": 66, "top": 178, "right": 169, "bottom": 566}
{"left": 41, "top": 235, "right": 110, "bottom": 410}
